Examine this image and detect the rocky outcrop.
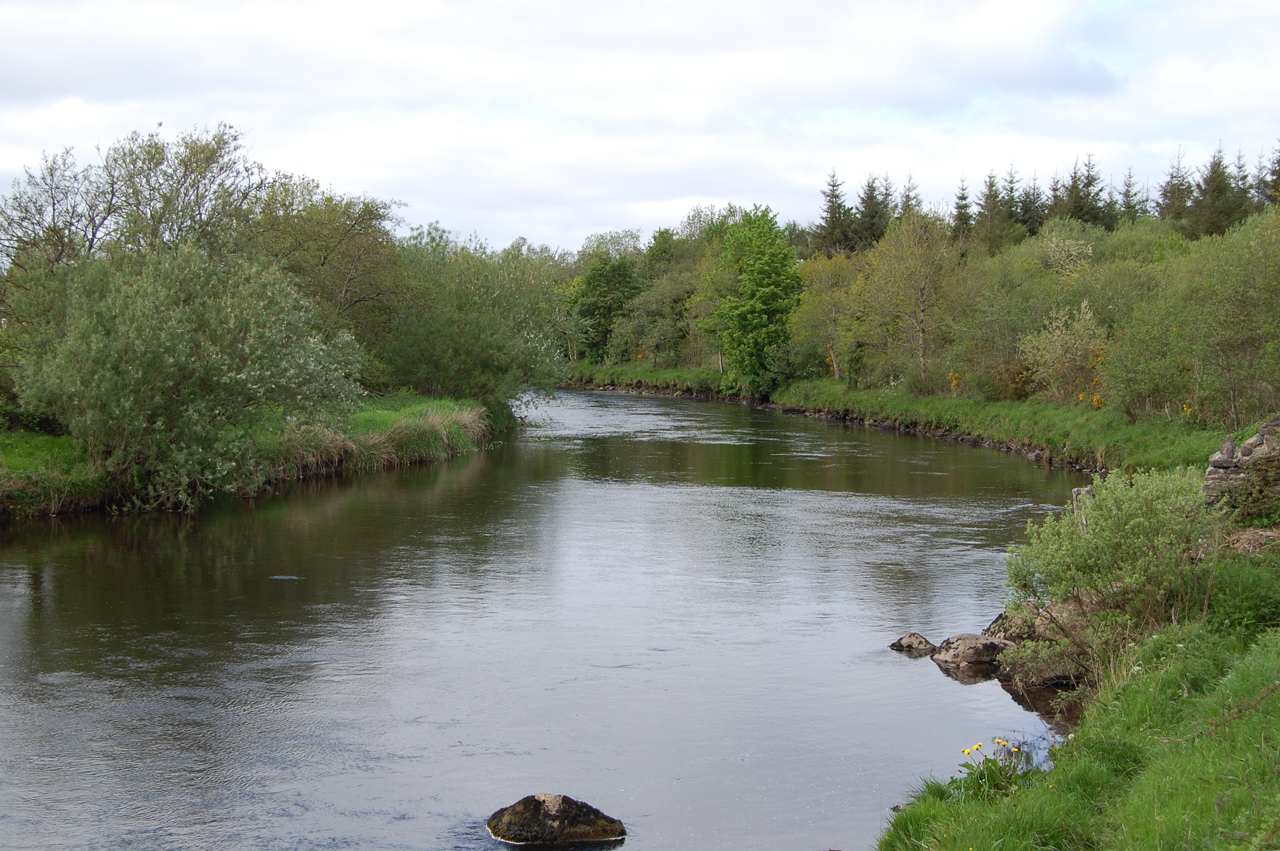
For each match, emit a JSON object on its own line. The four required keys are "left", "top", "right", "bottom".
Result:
{"left": 1203, "top": 415, "right": 1280, "bottom": 506}
{"left": 487, "top": 794, "right": 626, "bottom": 845}
{"left": 889, "top": 633, "right": 937, "bottom": 658}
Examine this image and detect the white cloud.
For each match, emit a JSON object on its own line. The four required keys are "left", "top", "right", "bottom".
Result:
{"left": 1, "top": 0, "right": 1277, "bottom": 248}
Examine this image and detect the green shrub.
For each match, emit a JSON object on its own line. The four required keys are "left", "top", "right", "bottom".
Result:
{"left": 1018, "top": 300, "right": 1106, "bottom": 403}
{"left": 8, "top": 246, "right": 361, "bottom": 507}
{"left": 1006, "top": 469, "right": 1221, "bottom": 629}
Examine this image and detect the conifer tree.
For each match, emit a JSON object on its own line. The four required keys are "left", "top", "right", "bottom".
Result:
{"left": 1016, "top": 175, "right": 1048, "bottom": 235}
{"left": 1050, "top": 156, "right": 1109, "bottom": 227}
{"left": 898, "top": 174, "right": 923, "bottom": 218}
{"left": 973, "top": 171, "right": 1017, "bottom": 255}
{"left": 1157, "top": 152, "right": 1194, "bottom": 223}
{"left": 1188, "top": 147, "right": 1251, "bottom": 237}
{"left": 1002, "top": 166, "right": 1020, "bottom": 211}
{"left": 851, "top": 175, "right": 895, "bottom": 250}
{"left": 1118, "top": 167, "right": 1149, "bottom": 222}
{"left": 1256, "top": 142, "right": 1280, "bottom": 207}
{"left": 814, "top": 171, "right": 855, "bottom": 255}
{"left": 951, "top": 179, "right": 974, "bottom": 240}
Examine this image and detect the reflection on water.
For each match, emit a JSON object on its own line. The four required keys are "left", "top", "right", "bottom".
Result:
{"left": 0, "top": 392, "right": 1085, "bottom": 850}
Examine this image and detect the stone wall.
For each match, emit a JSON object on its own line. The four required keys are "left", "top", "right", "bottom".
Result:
{"left": 1203, "top": 414, "right": 1280, "bottom": 506}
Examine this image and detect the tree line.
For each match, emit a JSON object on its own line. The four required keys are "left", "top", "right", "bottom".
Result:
{"left": 2, "top": 127, "right": 1278, "bottom": 507}
{"left": 0, "top": 125, "right": 570, "bottom": 504}
{"left": 571, "top": 144, "right": 1280, "bottom": 431}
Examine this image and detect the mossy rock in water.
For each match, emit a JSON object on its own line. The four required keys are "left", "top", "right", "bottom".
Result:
{"left": 486, "top": 794, "right": 626, "bottom": 845}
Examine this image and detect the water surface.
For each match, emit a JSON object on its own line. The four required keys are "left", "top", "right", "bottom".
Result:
{"left": 0, "top": 391, "right": 1084, "bottom": 850}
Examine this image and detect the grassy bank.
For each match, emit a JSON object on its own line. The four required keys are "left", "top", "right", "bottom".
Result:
{"left": 568, "top": 365, "right": 1237, "bottom": 472}
{"left": 882, "top": 547, "right": 1280, "bottom": 850}
{"left": 0, "top": 395, "right": 490, "bottom": 519}
{"left": 774, "top": 379, "right": 1236, "bottom": 472}
{"left": 876, "top": 462, "right": 1280, "bottom": 850}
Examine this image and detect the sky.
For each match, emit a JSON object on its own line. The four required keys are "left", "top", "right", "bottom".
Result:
{"left": 1, "top": 0, "right": 1277, "bottom": 251}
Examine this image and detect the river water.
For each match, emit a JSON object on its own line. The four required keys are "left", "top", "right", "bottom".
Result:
{"left": 0, "top": 391, "right": 1085, "bottom": 850}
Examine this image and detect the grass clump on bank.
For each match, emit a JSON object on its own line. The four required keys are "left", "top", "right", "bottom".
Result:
{"left": 270, "top": 396, "right": 489, "bottom": 479}
{"left": 0, "top": 430, "right": 105, "bottom": 517}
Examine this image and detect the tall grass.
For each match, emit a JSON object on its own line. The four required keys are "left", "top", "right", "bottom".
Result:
{"left": 0, "top": 430, "right": 106, "bottom": 516}
{"left": 271, "top": 397, "right": 489, "bottom": 479}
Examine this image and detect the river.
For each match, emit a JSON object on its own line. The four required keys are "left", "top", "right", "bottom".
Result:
{"left": 0, "top": 391, "right": 1086, "bottom": 850}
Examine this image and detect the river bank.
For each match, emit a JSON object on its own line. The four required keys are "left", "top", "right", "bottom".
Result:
{"left": 567, "top": 364, "right": 1239, "bottom": 473}
{"left": 0, "top": 395, "right": 492, "bottom": 519}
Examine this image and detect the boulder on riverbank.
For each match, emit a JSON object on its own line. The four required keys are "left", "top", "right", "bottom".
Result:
{"left": 486, "top": 794, "right": 626, "bottom": 845}
{"left": 889, "top": 633, "right": 937, "bottom": 658}
{"left": 932, "top": 633, "right": 1013, "bottom": 667}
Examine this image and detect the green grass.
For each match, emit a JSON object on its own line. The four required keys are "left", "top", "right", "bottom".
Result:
{"left": 348, "top": 395, "right": 487, "bottom": 436}
{"left": 0, "top": 430, "right": 86, "bottom": 475}
{"left": 774, "top": 379, "right": 1238, "bottom": 471}
{"left": 0, "top": 429, "right": 104, "bottom": 517}
{"left": 1, "top": 394, "right": 489, "bottom": 518}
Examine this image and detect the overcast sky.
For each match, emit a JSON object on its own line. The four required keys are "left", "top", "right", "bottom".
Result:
{"left": 1, "top": 0, "right": 1277, "bottom": 250}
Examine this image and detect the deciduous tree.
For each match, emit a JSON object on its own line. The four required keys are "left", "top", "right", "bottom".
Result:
{"left": 708, "top": 207, "right": 802, "bottom": 396}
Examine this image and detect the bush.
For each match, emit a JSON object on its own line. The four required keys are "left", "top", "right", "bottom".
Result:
{"left": 1019, "top": 301, "right": 1106, "bottom": 403}
{"left": 7, "top": 246, "right": 361, "bottom": 507}
{"left": 1006, "top": 469, "right": 1221, "bottom": 629}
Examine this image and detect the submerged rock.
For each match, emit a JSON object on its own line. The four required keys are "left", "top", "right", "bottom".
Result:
{"left": 931, "top": 633, "right": 1013, "bottom": 667}
{"left": 487, "top": 794, "right": 626, "bottom": 845}
{"left": 889, "top": 633, "right": 937, "bottom": 658}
